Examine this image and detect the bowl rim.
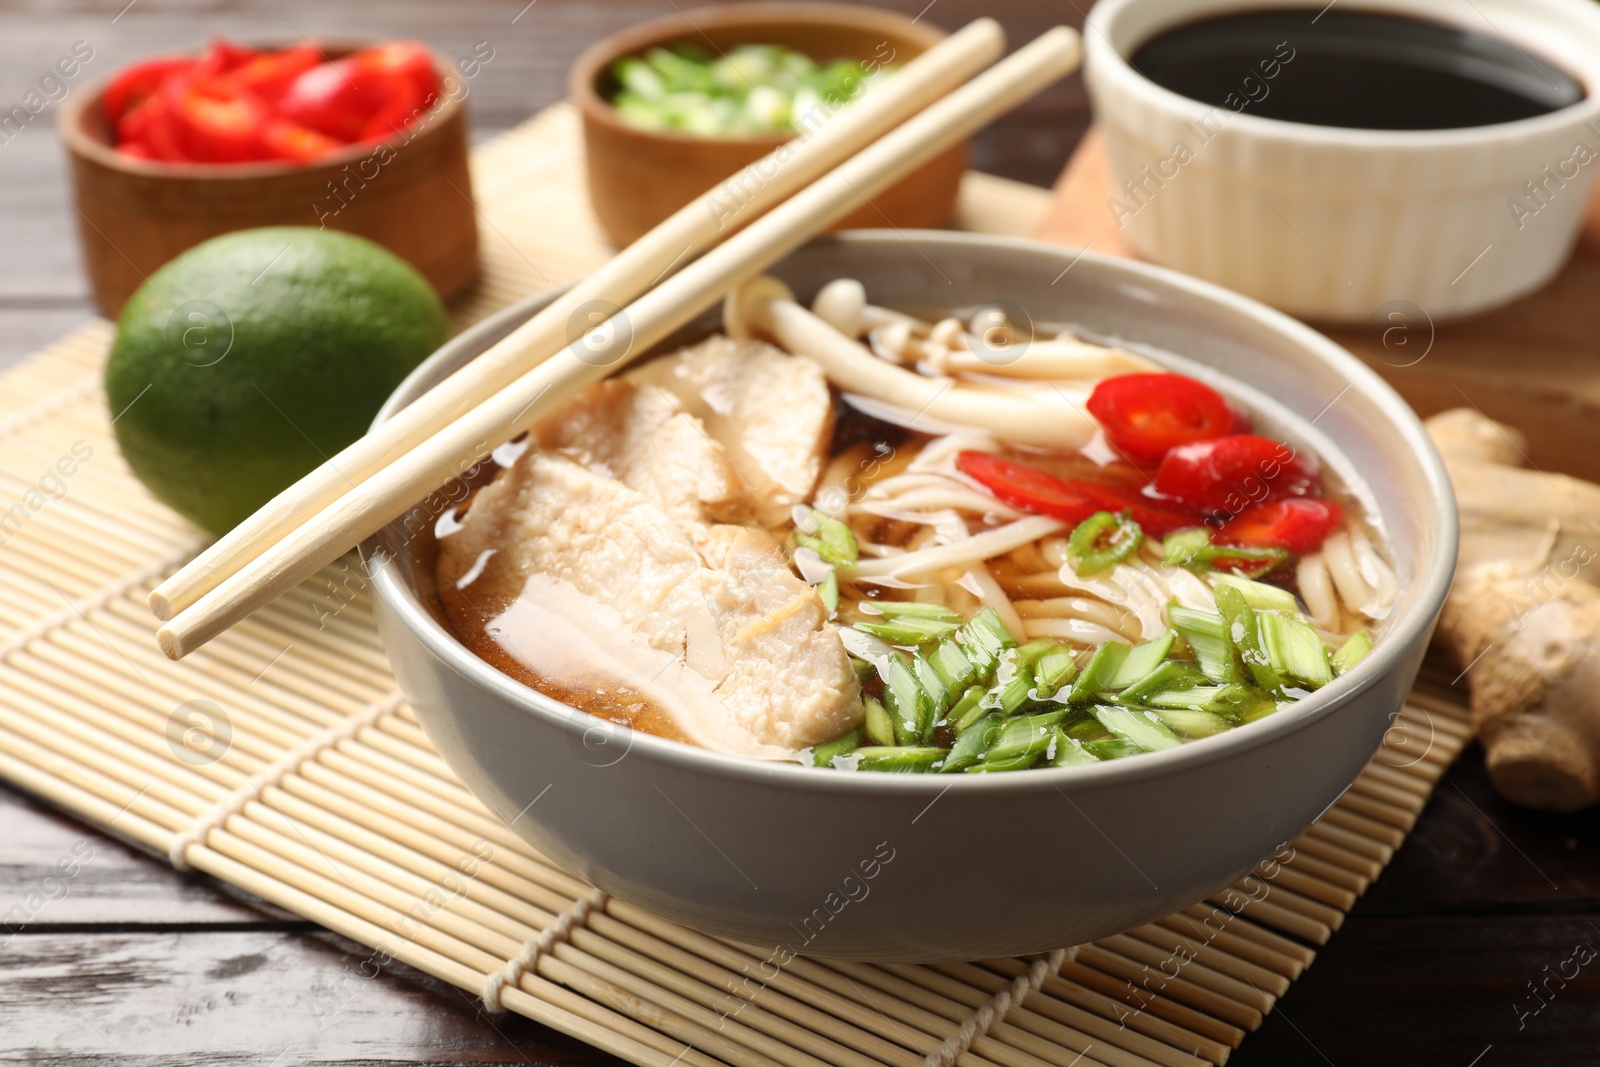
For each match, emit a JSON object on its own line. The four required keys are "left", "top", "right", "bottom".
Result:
{"left": 1085, "top": 0, "right": 1600, "bottom": 148}
{"left": 365, "top": 229, "right": 1458, "bottom": 796}
{"left": 56, "top": 38, "right": 467, "bottom": 179}
{"left": 567, "top": 0, "right": 947, "bottom": 149}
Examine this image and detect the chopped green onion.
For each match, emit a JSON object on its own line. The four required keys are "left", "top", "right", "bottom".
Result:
{"left": 1084, "top": 736, "right": 1145, "bottom": 760}
{"left": 1068, "top": 510, "right": 1143, "bottom": 577}
{"left": 853, "top": 616, "right": 960, "bottom": 645}
{"left": 1144, "top": 682, "right": 1269, "bottom": 716}
{"left": 940, "top": 718, "right": 999, "bottom": 773}
{"left": 1094, "top": 706, "right": 1182, "bottom": 752}
{"left": 1051, "top": 731, "right": 1101, "bottom": 766}
{"left": 817, "top": 570, "right": 839, "bottom": 614}
{"left": 1150, "top": 708, "right": 1234, "bottom": 739}
{"left": 1068, "top": 641, "right": 1130, "bottom": 703}
{"left": 957, "top": 607, "right": 1016, "bottom": 675}
{"left": 1162, "top": 528, "right": 1212, "bottom": 568}
{"left": 992, "top": 639, "right": 1056, "bottom": 715}
{"left": 880, "top": 654, "right": 929, "bottom": 746}
{"left": 982, "top": 709, "right": 1070, "bottom": 766}
{"left": 1212, "top": 572, "right": 1298, "bottom": 614}
{"left": 1257, "top": 611, "right": 1333, "bottom": 690}
{"left": 855, "top": 746, "right": 947, "bottom": 773}
{"left": 1033, "top": 645, "right": 1078, "bottom": 698}
{"left": 1215, "top": 585, "right": 1284, "bottom": 694}
{"left": 929, "top": 636, "right": 979, "bottom": 691}
{"left": 812, "top": 729, "right": 861, "bottom": 767}
{"left": 862, "top": 695, "right": 895, "bottom": 747}
{"left": 1242, "top": 700, "right": 1286, "bottom": 723}
{"left": 1332, "top": 630, "right": 1373, "bottom": 675}
{"left": 1168, "top": 603, "right": 1236, "bottom": 683}
{"left": 1106, "top": 631, "right": 1177, "bottom": 689}
{"left": 867, "top": 601, "right": 962, "bottom": 621}
{"left": 949, "top": 686, "right": 990, "bottom": 733}
{"left": 913, "top": 651, "right": 951, "bottom": 723}
{"left": 1117, "top": 660, "right": 1210, "bottom": 704}
{"left": 1164, "top": 528, "right": 1288, "bottom": 578}
{"left": 795, "top": 507, "right": 858, "bottom": 567}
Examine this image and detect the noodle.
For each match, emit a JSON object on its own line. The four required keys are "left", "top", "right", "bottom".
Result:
{"left": 966, "top": 561, "right": 1026, "bottom": 639}
{"left": 1015, "top": 596, "right": 1141, "bottom": 640}
{"left": 1297, "top": 553, "right": 1340, "bottom": 629}
{"left": 1022, "top": 617, "right": 1128, "bottom": 645}
{"left": 846, "top": 516, "right": 1065, "bottom": 579}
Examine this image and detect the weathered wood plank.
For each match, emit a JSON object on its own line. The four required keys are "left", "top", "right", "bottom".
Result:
{"left": 0, "top": 929, "right": 623, "bottom": 1065}
{"left": 0, "top": 783, "right": 286, "bottom": 928}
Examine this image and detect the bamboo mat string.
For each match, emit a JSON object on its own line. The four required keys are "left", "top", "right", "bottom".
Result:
{"left": 0, "top": 543, "right": 195, "bottom": 659}
{"left": 166, "top": 690, "right": 403, "bottom": 870}
{"left": 483, "top": 887, "right": 612, "bottom": 1012}
{"left": 0, "top": 373, "right": 102, "bottom": 439}
{"left": 926, "top": 948, "right": 1074, "bottom": 1067}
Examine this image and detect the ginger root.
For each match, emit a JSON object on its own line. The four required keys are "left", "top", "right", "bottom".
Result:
{"left": 1428, "top": 408, "right": 1600, "bottom": 810}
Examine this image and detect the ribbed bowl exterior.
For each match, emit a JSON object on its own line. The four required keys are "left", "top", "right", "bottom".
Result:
{"left": 1086, "top": 0, "right": 1600, "bottom": 322}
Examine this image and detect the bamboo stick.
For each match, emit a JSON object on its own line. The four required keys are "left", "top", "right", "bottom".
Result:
{"left": 155, "top": 27, "right": 1084, "bottom": 658}
{"left": 148, "top": 19, "right": 1007, "bottom": 622}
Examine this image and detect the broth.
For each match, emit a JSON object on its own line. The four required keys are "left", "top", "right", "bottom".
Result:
{"left": 429, "top": 294, "right": 1397, "bottom": 772}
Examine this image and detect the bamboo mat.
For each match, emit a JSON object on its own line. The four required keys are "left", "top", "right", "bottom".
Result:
{"left": 0, "top": 103, "right": 1474, "bottom": 1067}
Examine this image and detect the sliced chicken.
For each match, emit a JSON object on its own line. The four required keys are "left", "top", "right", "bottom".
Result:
{"left": 439, "top": 452, "right": 861, "bottom": 752}
{"left": 629, "top": 335, "right": 833, "bottom": 528}
{"left": 535, "top": 379, "right": 745, "bottom": 527}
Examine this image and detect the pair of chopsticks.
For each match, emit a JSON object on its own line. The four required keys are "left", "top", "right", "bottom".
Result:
{"left": 150, "top": 21, "right": 1083, "bottom": 659}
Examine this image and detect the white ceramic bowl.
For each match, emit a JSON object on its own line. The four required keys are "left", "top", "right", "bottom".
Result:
{"left": 1085, "top": 0, "right": 1600, "bottom": 322}
{"left": 364, "top": 232, "right": 1456, "bottom": 962}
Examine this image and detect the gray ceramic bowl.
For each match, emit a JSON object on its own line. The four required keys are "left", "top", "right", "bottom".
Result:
{"left": 364, "top": 232, "right": 1456, "bottom": 962}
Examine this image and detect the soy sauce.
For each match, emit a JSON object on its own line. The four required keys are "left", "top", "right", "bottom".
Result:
{"left": 1131, "top": 9, "right": 1583, "bottom": 131}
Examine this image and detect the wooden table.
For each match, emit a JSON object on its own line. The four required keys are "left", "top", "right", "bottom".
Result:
{"left": 1, "top": 2, "right": 1595, "bottom": 1063}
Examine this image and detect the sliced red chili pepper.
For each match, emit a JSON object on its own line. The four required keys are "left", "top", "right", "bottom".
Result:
{"left": 1061, "top": 478, "right": 1207, "bottom": 538}
{"left": 357, "top": 75, "right": 428, "bottom": 141}
{"left": 277, "top": 57, "right": 395, "bottom": 140}
{"left": 258, "top": 116, "right": 343, "bottom": 162}
{"left": 194, "top": 37, "right": 260, "bottom": 78}
{"left": 102, "top": 56, "right": 193, "bottom": 126}
{"left": 117, "top": 93, "right": 190, "bottom": 161}
{"left": 1153, "top": 434, "right": 1321, "bottom": 518}
{"left": 956, "top": 451, "right": 1197, "bottom": 537}
{"left": 216, "top": 43, "right": 323, "bottom": 105}
{"left": 1086, "top": 373, "right": 1240, "bottom": 465}
{"left": 957, "top": 451, "right": 1098, "bottom": 522}
{"left": 1218, "top": 499, "right": 1345, "bottom": 555}
{"left": 162, "top": 71, "right": 268, "bottom": 162}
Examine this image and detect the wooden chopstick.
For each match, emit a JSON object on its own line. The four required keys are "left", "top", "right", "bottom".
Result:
{"left": 147, "top": 19, "right": 1007, "bottom": 623}
{"left": 156, "top": 27, "right": 1084, "bottom": 659}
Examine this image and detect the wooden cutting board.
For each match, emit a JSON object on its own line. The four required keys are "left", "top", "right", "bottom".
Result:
{"left": 1034, "top": 130, "right": 1600, "bottom": 483}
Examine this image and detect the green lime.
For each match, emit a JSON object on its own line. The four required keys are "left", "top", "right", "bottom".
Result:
{"left": 106, "top": 227, "right": 449, "bottom": 535}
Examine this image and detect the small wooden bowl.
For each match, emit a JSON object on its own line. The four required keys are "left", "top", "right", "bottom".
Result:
{"left": 570, "top": 3, "right": 968, "bottom": 247}
{"left": 58, "top": 43, "right": 480, "bottom": 317}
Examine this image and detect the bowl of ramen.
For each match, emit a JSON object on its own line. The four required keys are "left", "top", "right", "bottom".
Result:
{"left": 363, "top": 231, "right": 1456, "bottom": 961}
